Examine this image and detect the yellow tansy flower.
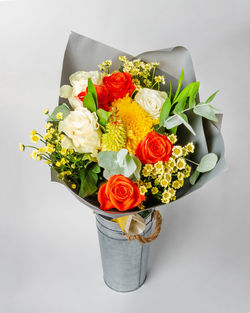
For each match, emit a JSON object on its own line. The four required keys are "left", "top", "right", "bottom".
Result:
{"left": 30, "top": 150, "right": 38, "bottom": 160}
{"left": 160, "top": 179, "right": 169, "bottom": 188}
{"left": 71, "top": 184, "right": 76, "bottom": 189}
{"left": 112, "top": 95, "right": 157, "bottom": 154}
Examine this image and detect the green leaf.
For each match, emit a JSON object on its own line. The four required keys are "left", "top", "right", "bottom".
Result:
{"left": 153, "top": 124, "right": 165, "bottom": 135}
{"left": 189, "top": 169, "right": 200, "bottom": 185}
{"left": 79, "top": 164, "right": 99, "bottom": 198}
{"left": 97, "top": 109, "right": 111, "bottom": 127}
{"left": 159, "top": 97, "right": 172, "bottom": 127}
{"left": 168, "top": 80, "right": 172, "bottom": 100}
{"left": 48, "top": 103, "right": 70, "bottom": 121}
{"left": 193, "top": 103, "right": 218, "bottom": 122}
{"left": 173, "top": 82, "right": 200, "bottom": 113}
{"left": 189, "top": 82, "right": 200, "bottom": 108}
{"left": 97, "top": 149, "right": 141, "bottom": 181}
{"left": 205, "top": 90, "right": 219, "bottom": 103}
{"left": 173, "top": 69, "right": 184, "bottom": 102}
{"left": 197, "top": 153, "right": 218, "bottom": 173}
{"left": 164, "top": 113, "right": 196, "bottom": 135}
{"left": 82, "top": 93, "right": 97, "bottom": 112}
{"left": 88, "top": 78, "right": 98, "bottom": 106}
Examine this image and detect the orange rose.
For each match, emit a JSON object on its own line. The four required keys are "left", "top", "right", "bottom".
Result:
{"left": 103, "top": 72, "right": 135, "bottom": 102}
{"left": 135, "top": 131, "right": 173, "bottom": 164}
{"left": 98, "top": 175, "right": 145, "bottom": 212}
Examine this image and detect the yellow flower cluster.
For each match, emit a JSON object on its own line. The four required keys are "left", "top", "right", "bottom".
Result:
{"left": 98, "top": 60, "right": 112, "bottom": 73}
{"left": 111, "top": 95, "right": 158, "bottom": 154}
{"left": 138, "top": 138, "right": 195, "bottom": 204}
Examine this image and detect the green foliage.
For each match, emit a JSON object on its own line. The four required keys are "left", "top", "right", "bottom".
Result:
{"left": 79, "top": 162, "right": 100, "bottom": 198}
{"left": 189, "top": 169, "right": 200, "bottom": 185}
{"left": 97, "top": 109, "right": 111, "bottom": 127}
{"left": 159, "top": 97, "right": 172, "bottom": 127}
{"left": 97, "top": 149, "right": 141, "bottom": 181}
{"left": 82, "top": 93, "right": 97, "bottom": 113}
{"left": 189, "top": 153, "right": 218, "bottom": 185}
{"left": 193, "top": 103, "right": 218, "bottom": 122}
{"left": 48, "top": 103, "right": 70, "bottom": 121}
{"left": 158, "top": 69, "right": 219, "bottom": 136}
{"left": 197, "top": 153, "right": 218, "bottom": 173}
{"left": 82, "top": 78, "right": 98, "bottom": 113}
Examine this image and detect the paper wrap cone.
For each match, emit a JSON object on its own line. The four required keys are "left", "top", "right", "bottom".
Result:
{"left": 51, "top": 31, "right": 227, "bottom": 218}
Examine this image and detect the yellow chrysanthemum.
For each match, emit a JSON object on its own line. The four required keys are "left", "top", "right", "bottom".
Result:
{"left": 139, "top": 185, "right": 147, "bottom": 195}
{"left": 112, "top": 95, "right": 157, "bottom": 154}
{"left": 151, "top": 187, "right": 159, "bottom": 195}
{"left": 176, "top": 157, "right": 186, "bottom": 170}
{"left": 172, "top": 145, "right": 183, "bottom": 158}
{"left": 71, "top": 184, "right": 76, "bottom": 189}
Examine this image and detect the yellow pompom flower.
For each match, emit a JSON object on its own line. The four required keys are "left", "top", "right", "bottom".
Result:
{"left": 30, "top": 130, "right": 37, "bottom": 136}
{"left": 45, "top": 160, "right": 51, "bottom": 164}
{"left": 172, "top": 145, "right": 183, "bottom": 158}
{"left": 61, "top": 148, "right": 67, "bottom": 156}
{"left": 60, "top": 158, "right": 67, "bottom": 165}
{"left": 112, "top": 95, "right": 157, "bottom": 154}
{"left": 56, "top": 161, "right": 61, "bottom": 167}
{"left": 30, "top": 134, "right": 39, "bottom": 143}
{"left": 43, "top": 108, "right": 49, "bottom": 114}
{"left": 71, "top": 184, "right": 76, "bottom": 189}
{"left": 43, "top": 133, "right": 52, "bottom": 141}
{"left": 176, "top": 157, "right": 186, "bottom": 170}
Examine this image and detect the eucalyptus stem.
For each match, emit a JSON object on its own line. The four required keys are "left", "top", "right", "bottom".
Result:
{"left": 185, "top": 158, "right": 199, "bottom": 166}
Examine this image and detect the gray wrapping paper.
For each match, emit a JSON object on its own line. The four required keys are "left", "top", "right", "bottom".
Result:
{"left": 51, "top": 31, "right": 227, "bottom": 218}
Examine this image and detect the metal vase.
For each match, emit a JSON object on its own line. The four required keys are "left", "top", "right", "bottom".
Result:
{"left": 95, "top": 212, "right": 153, "bottom": 292}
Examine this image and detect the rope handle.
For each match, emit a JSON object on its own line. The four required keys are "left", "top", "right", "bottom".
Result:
{"left": 124, "top": 210, "right": 162, "bottom": 244}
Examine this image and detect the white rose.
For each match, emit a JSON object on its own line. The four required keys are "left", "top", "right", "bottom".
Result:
{"left": 58, "top": 107, "right": 101, "bottom": 157}
{"left": 59, "top": 71, "right": 104, "bottom": 109}
{"left": 135, "top": 88, "right": 168, "bottom": 119}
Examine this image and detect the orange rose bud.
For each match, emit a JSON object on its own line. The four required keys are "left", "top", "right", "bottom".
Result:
{"left": 98, "top": 175, "right": 145, "bottom": 212}
{"left": 103, "top": 72, "right": 135, "bottom": 102}
{"left": 135, "top": 131, "right": 173, "bottom": 164}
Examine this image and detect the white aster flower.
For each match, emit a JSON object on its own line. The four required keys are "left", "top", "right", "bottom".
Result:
{"left": 58, "top": 107, "right": 101, "bottom": 157}
{"left": 135, "top": 88, "right": 167, "bottom": 119}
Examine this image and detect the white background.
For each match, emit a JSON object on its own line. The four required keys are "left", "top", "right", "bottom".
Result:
{"left": 1, "top": 1, "right": 250, "bottom": 312}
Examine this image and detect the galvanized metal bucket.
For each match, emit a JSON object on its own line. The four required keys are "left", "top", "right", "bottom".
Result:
{"left": 96, "top": 212, "right": 154, "bottom": 292}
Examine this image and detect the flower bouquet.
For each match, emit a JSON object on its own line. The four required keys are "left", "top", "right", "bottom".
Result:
{"left": 20, "top": 32, "right": 226, "bottom": 292}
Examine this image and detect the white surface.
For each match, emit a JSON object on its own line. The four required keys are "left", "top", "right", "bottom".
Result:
{"left": 1, "top": 1, "right": 250, "bottom": 312}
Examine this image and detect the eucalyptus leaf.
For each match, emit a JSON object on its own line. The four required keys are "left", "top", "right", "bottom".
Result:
{"left": 82, "top": 93, "right": 97, "bottom": 112}
{"left": 164, "top": 113, "right": 196, "bottom": 135}
{"left": 97, "top": 109, "right": 111, "bottom": 126}
{"left": 197, "top": 153, "right": 218, "bottom": 173}
{"left": 97, "top": 149, "right": 141, "bottom": 181}
{"left": 48, "top": 103, "right": 71, "bottom": 121}
{"left": 189, "top": 169, "right": 200, "bottom": 185}
{"left": 193, "top": 103, "right": 218, "bottom": 122}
